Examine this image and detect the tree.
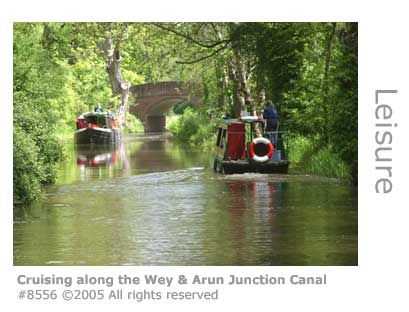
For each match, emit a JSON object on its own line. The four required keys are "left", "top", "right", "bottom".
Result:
{"left": 94, "top": 23, "right": 130, "bottom": 129}
{"left": 13, "top": 23, "right": 65, "bottom": 203}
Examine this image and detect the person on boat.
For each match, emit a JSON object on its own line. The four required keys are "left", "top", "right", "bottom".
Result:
{"left": 76, "top": 117, "right": 86, "bottom": 129}
{"left": 263, "top": 100, "right": 279, "bottom": 145}
{"left": 254, "top": 124, "right": 263, "bottom": 138}
{"left": 95, "top": 103, "right": 103, "bottom": 113}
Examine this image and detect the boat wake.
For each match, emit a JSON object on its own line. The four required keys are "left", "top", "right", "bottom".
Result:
{"left": 127, "top": 167, "right": 205, "bottom": 186}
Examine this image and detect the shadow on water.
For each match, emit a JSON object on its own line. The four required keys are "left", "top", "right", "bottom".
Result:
{"left": 13, "top": 136, "right": 357, "bottom": 266}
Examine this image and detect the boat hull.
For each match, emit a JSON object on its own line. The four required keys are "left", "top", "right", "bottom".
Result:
{"left": 75, "top": 127, "right": 120, "bottom": 145}
{"left": 214, "top": 158, "right": 289, "bottom": 174}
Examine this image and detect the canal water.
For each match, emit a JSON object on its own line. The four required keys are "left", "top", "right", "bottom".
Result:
{"left": 14, "top": 135, "right": 357, "bottom": 266}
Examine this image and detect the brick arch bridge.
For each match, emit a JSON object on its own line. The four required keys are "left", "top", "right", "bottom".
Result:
{"left": 129, "top": 81, "right": 202, "bottom": 132}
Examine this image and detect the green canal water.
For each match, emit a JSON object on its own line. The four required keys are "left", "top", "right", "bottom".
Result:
{"left": 13, "top": 135, "right": 357, "bottom": 265}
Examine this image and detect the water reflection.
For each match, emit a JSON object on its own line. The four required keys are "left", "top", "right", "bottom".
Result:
{"left": 13, "top": 137, "right": 357, "bottom": 266}
{"left": 76, "top": 144, "right": 119, "bottom": 168}
{"left": 75, "top": 144, "right": 122, "bottom": 179}
{"left": 204, "top": 178, "right": 283, "bottom": 265}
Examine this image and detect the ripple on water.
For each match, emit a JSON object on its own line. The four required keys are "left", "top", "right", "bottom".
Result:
{"left": 14, "top": 138, "right": 357, "bottom": 266}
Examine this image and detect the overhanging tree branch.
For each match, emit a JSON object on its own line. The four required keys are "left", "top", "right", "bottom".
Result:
{"left": 151, "top": 22, "right": 230, "bottom": 49}
{"left": 175, "top": 43, "right": 229, "bottom": 64}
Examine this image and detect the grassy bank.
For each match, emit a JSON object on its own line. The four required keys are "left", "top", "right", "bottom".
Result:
{"left": 288, "top": 135, "right": 352, "bottom": 180}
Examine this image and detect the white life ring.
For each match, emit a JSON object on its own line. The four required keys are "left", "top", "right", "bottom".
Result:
{"left": 249, "top": 137, "right": 274, "bottom": 162}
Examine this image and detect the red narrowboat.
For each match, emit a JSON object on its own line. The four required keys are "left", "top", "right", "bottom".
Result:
{"left": 75, "top": 112, "right": 121, "bottom": 145}
{"left": 213, "top": 116, "right": 289, "bottom": 174}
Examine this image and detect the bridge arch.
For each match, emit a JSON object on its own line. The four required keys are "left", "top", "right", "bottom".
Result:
{"left": 129, "top": 81, "right": 202, "bottom": 132}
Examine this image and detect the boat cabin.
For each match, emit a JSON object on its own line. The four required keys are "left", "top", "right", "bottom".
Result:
{"left": 76, "top": 112, "right": 119, "bottom": 130}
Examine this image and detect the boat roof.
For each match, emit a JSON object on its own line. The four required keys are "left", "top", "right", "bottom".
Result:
{"left": 79, "top": 112, "right": 116, "bottom": 119}
{"left": 220, "top": 117, "right": 264, "bottom": 125}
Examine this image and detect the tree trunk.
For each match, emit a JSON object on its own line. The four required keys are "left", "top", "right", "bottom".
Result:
{"left": 234, "top": 48, "right": 253, "bottom": 113}
{"left": 256, "top": 88, "right": 266, "bottom": 112}
{"left": 238, "top": 96, "right": 246, "bottom": 114}
{"left": 106, "top": 45, "right": 122, "bottom": 96}
{"left": 322, "top": 22, "right": 337, "bottom": 144}
{"left": 97, "top": 24, "right": 129, "bottom": 130}
{"left": 118, "top": 81, "right": 130, "bottom": 129}
{"left": 216, "top": 61, "right": 227, "bottom": 110}
{"left": 228, "top": 63, "right": 241, "bottom": 117}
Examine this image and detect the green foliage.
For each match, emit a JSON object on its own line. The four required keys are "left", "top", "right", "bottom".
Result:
{"left": 70, "top": 58, "right": 112, "bottom": 111}
{"left": 288, "top": 135, "right": 313, "bottom": 163}
{"left": 235, "top": 22, "right": 308, "bottom": 105}
{"left": 122, "top": 69, "right": 145, "bottom": 86}
{"left": 173, "top": 101, "right": 195, "bottom": 114}
{"left": 169, "top": 108, "right": 199, "bottom": 141}
{"left": 13, "top": 24, "right": 67, "bottom": 204}
{"left": 124, "top": 112, "right": 144, "bottom": 134}
{"left": 288, "top": 135, "right": 350, "bottom": 180}
{"left": 13, "top": 126, "right": 42, "bottom": 203}
{"left": 307, "top": 147, "right": 350, "bottom": 179}
{"left": 169, "top": 108, "right": 217, "bottom": 148}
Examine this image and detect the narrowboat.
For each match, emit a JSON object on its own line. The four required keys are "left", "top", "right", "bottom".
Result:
{"left": 213, "top": 115, "right": 289, "bottom": 174}
{"left": 75, "top": 112, "right": 121, "bottom": 144}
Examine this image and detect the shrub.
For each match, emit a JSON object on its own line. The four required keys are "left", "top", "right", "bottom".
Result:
{"left": 124, "top": 112, "right": 144, "bottom": 134}
{"left": 13, "top": 124, "right": 62, "bottom": 204}
{"left": 13, "top": 126, "right": 43, "bottom": 203}
{"left": 169, "top": 108, "right": 217, "bottom": 147}
{"left": 173, "top": 101, "right": 195, "bottom": 115}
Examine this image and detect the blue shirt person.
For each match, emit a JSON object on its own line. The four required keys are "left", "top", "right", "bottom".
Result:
{"left": 263, "top": 100, "right": 279, "bottom": 145}
{"left": 95, "top": 103, "right": 103, "bottom": 113}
